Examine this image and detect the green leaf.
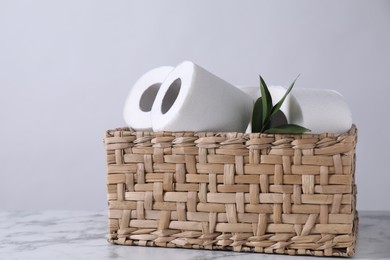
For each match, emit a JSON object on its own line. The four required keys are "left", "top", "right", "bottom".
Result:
{"left": 251, "top": 97, "right": 263, "bottom": 133}
{"left": 264, "top": 124, "right": 311, "bottom": 134}
{"left": 259, "top": 75, "right": 272, "bottom": 126}
{"left": 261, "top": 121, "right": 271, "bottom": 132}
{"left": 271, "top": 74, "right": 300, "bottom": 116}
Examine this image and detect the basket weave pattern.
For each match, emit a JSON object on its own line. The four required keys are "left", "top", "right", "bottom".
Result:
{"left": 104, "top": 125, "right": 357, "bottom": 257}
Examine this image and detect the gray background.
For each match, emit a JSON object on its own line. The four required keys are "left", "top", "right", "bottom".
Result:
{"left": 0, "top": 0, "right": 389, "bottom": 210}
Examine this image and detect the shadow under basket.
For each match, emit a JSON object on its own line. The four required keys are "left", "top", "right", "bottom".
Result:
{"left": 104, "top": 125, "right": 358, "bottom": 257}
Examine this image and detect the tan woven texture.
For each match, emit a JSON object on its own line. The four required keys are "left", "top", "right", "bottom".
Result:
{"left": 104, "top": 125, "right": 357, "bottom": 257}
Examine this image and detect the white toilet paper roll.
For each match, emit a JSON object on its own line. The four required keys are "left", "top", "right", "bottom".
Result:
{"left": 152, "top": 61, "right": 253, "bottom": 132}
{"left": 289, "top": 88, "right": 352, "bottom": 134}
{"left": 237, "top": 86, "right": 353, "bottom": 134}
{"left": 123, "top": 66, "right": 173, "bottom": 131}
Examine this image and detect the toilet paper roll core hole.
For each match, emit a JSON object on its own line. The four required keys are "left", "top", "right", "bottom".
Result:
{"left": 139, "top": 83, "right": 161, "bottom": 112}
{"left": 270, "top": 110, "right": 288, "bottom": 128}
{"left": 161, "top": 78, "right": 181, "bottom": 114}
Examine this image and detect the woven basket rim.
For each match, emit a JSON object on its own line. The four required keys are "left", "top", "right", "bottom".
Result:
{"left": 106, "top": 124, "right": 357, "bottom": 137}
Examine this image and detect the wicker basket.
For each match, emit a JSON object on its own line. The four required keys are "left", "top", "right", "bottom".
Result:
{"left": 104, "top": 125, "right": 357, "bottom": 257}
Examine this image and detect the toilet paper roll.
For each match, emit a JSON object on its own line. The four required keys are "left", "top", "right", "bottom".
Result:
{"left": 237, "top": 86, "right": 353, "bottom": 134}
{"left": 152, "top": 61, "right": 253, "bottom": 132}
{"left": 123, "top": 66, "right": 173, "bottom": 131}
{"left": 236, "top": 86, "right": 257, "bottom": 133}
{"left": 289, "top": 88, "right": 352, "bottom": 134}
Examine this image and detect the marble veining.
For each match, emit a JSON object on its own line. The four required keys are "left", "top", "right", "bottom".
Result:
{"left": 0, "top": 211, "right": 389, "bottom": 260}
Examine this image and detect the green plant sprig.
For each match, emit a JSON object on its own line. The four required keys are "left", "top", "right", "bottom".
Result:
{"left": 251, "top": 75, "right": 311, "bottom": 134}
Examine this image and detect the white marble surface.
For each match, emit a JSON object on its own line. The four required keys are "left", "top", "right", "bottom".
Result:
{"left": 0, "top": 211, "right": 389, "bottom": 260}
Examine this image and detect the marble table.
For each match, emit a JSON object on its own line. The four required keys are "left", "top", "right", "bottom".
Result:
{"left": 0, "top": 211, "right": 389, "bottom": 260}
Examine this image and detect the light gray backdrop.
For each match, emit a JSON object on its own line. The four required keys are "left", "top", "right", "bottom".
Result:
{"left": 0, "top": 0, "right": 389, "bottom": 210}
